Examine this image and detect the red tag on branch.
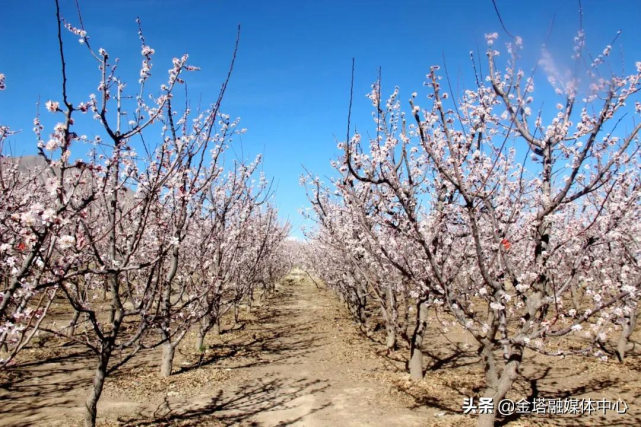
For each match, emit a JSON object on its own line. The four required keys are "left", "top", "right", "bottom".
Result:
{"left": 501, "top": 239, "right": 511, "bottom": 251}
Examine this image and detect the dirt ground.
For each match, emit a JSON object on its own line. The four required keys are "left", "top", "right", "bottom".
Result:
{"left": 1, "top": 269, "right": 640, "bottom": 426}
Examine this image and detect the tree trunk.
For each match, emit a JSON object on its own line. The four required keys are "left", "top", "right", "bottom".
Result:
{"left": 247, "top": 290, "right": 254, "bottom": 312}
{"left": 68, "top": 311, "right": 81, "bottom": 337}
{"left": 409, "top": 300, "right": 428, "bottom": 380}
{"left": 358, "top": 283, "right": 367, "bottom": 311}
{"left": 160, "top": 343, "right": 174, "bottom": 377}
{"left": 84, "top": 349, "right": 111, "bottom": 427}
{"left": 357, "top": 289, "right": 367, "bottom": 325}
{"left": 386, "top": 325, "right": 397, "bottom": 352}
{"left": 477, "top": 342, "right": 523, "bottom": 427}
{"left": 477, "top": 411, "right": 496, "bottom": 427}
{"left": 196, "top": 328, "right": 206, "bottom": 352}
{"left": 403, "top": 292, "right": 411, "bottom": 333}
{"left": 107, "top": 271, "right": 120, "bottom": 325}
{"left": 385, "top": 286, "right": 397, "bottom": 352}
{"left": 616, "top": 302, "right": 638, "bottom": 362}
{"left": 570, "top": 283, "right": 581, "bottom": 311}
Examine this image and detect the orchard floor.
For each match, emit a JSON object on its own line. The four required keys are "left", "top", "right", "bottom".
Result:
{"left": 1, "top": 269, "right": 640, "bottom": 426}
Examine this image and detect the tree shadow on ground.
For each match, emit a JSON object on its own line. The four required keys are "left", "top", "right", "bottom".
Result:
{"left": 117, "top": 375, "right": 331, "bottom": 426}
{"left": 496, "top": 365, "right": 639, "bottom": 427}
{"left": 0, "top": 351, "right": 93, "bottom": 426}
{"left": 376, "top": 337, "right": 479, "bottom": 377}
{"left": 396, "top": 363, "right": 639, "bottom": 427}
{"left": 175, "top": 288, "right": 323, "bottom": 375}
{"left": 385, "top": 342, "right": 641, "bottom": 427}
{"left": 0, "top": 280, "right": 325, "bottom": 426}
{"left": 424, "top": 342, "right": 479, "bottom": 372}
{"left": 176, "top": 322, "right": 320, "bottom": 374}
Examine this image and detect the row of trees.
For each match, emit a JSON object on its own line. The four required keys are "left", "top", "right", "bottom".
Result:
{"left": 302, "top": 29, "right": 640, "bottom": 427}
{"left": 0, "top": 3, "right": 291, "bottom": 427}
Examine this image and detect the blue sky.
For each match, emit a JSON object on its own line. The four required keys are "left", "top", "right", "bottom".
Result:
{"left": 2, "top": 0, "right": 641, "bottom": 238}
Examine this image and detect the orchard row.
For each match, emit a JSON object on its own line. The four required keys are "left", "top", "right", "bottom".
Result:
{"left": 300, "top": 30, "right": 640, "bottom": 427}
{"left": 0, "top": 5, "right": 291, "bottom": 427}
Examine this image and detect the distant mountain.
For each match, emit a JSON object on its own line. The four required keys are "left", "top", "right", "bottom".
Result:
{"left": 1, "top": 154, "right": 58, "bottom": 181}
{"left": 1, "top": 155, "right": 134, "bottom": 201}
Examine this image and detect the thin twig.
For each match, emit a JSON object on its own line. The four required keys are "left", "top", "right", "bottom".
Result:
{"left": 346, "top": 58, "right": 355, "bottom": 144}
{"left": 490, "top": 0, "right": 515, "bottom": 40}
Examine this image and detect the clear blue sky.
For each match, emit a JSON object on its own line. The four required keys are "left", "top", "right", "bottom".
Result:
{"left": 2, "top": 0, "right": 641, "bottom": 238}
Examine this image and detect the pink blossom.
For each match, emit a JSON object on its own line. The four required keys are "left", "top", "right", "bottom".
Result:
{"left": 45, "top": 139, "right": 60, "bottom": 151}
{"left": 490, "top": 302, "right": 505, "bottom": 310}
{"left": 141, "top": 45, "right": 155, "bottom": 56}
{"left": 45, "top": 100, "right": 59, "bottom": 113}
{"left": 485, "top": 32, "right": 498, "bottom": 46}
{"left": 58, "top": 235, "right": 75, "bottom": 249}
{"left": 20, "top": 211, "right": 38, "bottom": 226}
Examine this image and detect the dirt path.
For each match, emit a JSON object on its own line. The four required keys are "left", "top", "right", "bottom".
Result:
{"left": 157, "top": 268, "right": 429, "bottom": 426}
{"left": 209, "top": 268, "right": 428, "bottom": 426}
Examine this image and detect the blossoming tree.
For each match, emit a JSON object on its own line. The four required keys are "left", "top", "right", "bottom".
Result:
{"left": 0, "top": 2, "right": 290, "bottom": 426}
{"left": 305, "top": 28, "right": 640, "bottom": 427}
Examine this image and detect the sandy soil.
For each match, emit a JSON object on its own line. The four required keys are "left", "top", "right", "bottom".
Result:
{"left": 1, "top": 269, "right": 639, "bottom": 426}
